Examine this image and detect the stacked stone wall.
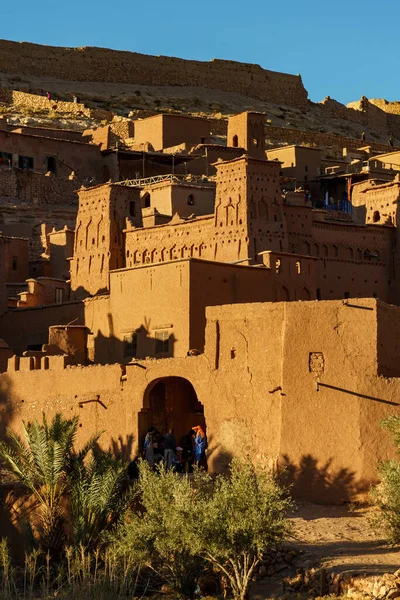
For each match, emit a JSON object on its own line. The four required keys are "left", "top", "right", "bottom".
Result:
{"left": 0, "top": 39, "right": 309, "bottom": 109}
{"left": 0, "top": 88, "right": 112, "bottom": 121}
{"left": 0, "top": 166, "right": 78, "bottom": 205}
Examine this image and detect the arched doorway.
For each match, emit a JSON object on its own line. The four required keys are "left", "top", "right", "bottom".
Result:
{"left": 138, "top": 377, "right": 206, "bottom": 450}
{"left": 142, "top": 192, "right": 151, "bottom": 208}
{"left": 47, "top": 156, "right": 57, "bottom": 174}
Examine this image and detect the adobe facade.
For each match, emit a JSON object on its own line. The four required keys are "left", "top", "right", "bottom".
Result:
{"left": 1, "top": 298, "right": 400, "bottom": 506}
{"left": 2, "top": 103, "right": 400, "bottom": 509}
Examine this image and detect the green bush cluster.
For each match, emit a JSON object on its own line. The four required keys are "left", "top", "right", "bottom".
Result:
{"left": 371, "top": 415, "right": 400, "bottom": 543}
{"left": 0, "top": 413, "right": 292, "bottom": 600}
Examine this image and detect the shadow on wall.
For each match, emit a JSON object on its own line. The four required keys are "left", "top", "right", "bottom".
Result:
{"left": 108, "top": 433, "right": 136, "bottom": 461}
{"left": 206, "top": 433, "right": 234, "bottom": 474}
{"left": 279, "top": 454, "right": 370, "bottom": 504}
{"left": 0, "top": 373, "right": 14, "bottom": 439}
{"left": 91, "top": 321, "right": 176, "bottom": 364}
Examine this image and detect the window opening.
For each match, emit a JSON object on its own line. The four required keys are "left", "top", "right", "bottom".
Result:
{"left": 55, "top": 288, "right": 64, "bottom": 304}
{"left": 155, "top": 331, "right": 169, "bottom": 355}
{"left": 124, "top": 333, "right": 137, "bottom": 358}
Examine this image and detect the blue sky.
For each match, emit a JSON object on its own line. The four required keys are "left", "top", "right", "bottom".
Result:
{"left": 1, "top": 0, "right": 399, "bottom": 105}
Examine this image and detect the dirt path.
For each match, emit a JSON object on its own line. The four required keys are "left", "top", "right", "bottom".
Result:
{"left": 250, "top": 502, "right": 400, "bottom": 599}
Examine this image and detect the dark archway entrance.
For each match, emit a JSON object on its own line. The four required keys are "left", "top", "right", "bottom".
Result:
{"left": 47, "top": 156, "right": 56, "bottom": 174}
{"left": 139, "top": 377, "right": 206, "bottom": 449}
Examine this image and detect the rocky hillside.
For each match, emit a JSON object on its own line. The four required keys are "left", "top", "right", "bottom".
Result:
{"left": 0, "top": 39, "right": 398, "bottom": 153}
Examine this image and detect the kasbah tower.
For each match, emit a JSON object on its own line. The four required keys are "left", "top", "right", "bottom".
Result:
{"left": 2, "top": 40, "right": 400, "bottom": 508}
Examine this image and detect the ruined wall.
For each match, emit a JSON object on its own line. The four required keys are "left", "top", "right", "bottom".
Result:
{"left": 0, "top": 165, "right": 78, "bottom": 205}
{"left": 0, "top": 88, "right": 112, "bottom": 121}
{"left": 0, "top": 39, "right": 309, "bottom": 109}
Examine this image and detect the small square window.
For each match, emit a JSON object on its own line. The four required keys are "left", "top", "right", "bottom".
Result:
{"left": 155, "top": 331, "right": 169, "bottom": 355}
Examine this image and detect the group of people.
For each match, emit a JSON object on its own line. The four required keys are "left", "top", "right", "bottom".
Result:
{"left": 143, "top": 425, "right": 207, "bottom": 472}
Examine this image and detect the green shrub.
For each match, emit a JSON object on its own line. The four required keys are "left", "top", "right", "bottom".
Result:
{"left": 371, "top": 415, "right": 400, "bottom": 543}
{"left": 195, "top": 458, "right": 292, "bottom": 600}
{"left": 114, "top": 458, "right": 291, "bottom": 600}
{"left": 0, "top": 413, "right": 130, "bottom": 554}
{"left": 112, "top": 461, "right": 208, "bottom": 599}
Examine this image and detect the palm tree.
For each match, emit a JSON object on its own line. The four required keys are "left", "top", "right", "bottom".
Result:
{"left": 69, "top": 449, "right": 133, "bottom": 550}
{"left": 0, "top": 413, "right": 100, "bottom": 555}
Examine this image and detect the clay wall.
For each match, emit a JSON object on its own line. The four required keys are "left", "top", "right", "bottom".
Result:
{"left": 242, "top": 158, "right": 288, "bottom": 257}
{"left": 189, "top": 256, "right": 316, "bottom": 352}
{"left": 266, "top": 145, "right": 321, "bottom": 185}
{"left": 109, "top": 261, "right": 191, "bottom": 359}
{"left": 277, "top": 298, "right": 396, "bottom": 501}
{"left": 369, "top": 150, "right": 400, "bottom": 171}
{"left": 83, "top": 294, "right": 112, "bottom": 364}
{"left": 2, "top": 236, "right": 29, "bottom": 283}
{"left": 162, "top": 115, "right": 211, "bottom": 149}
{"left": 18, "top": 278, "right": 70, "bottom": 307}
{"left": 0, "top": 40, "right": 309, "bottom": 109}
{"left": 376, "top": 301, "right": 400, "bottom": 377}
{"left": 10, "top": 125, "right": 83, "bottom": 142}
{"left": 0, "top": 301, "right": 84, "bottom": 354}
{"left": 0, "top": 130, "right": 118, "bottom": 183}
{"left": 82, "top": 126, "right": 110, "bottom": 151}
{"left": 125, "top": 215, "right": 215, "bottom": 267}
{"left": 71, "top": 184, "right": 142, "bottom": 297}
{"left": 0, "top": 165, "right": 78, "bottom": 205}
{"left": 142, "top": 181, "right": 215, "bottom": 217}
{"left": 133, "top": 115, "right": 211, "bottom": 151}
{"left": 284, "top": 204, "right": 393, "bottom": 301}
{"left": 2, "top": 298, "right": 400, "bottom": 502}
{"left": 48, "top": 228, "right": 74, "bottom": 279}
{"left": 265, "top": 125, "right": 393, "bottom": 154}
{"left": 227, "top": 112, "right": 266, "bottom": 159}
{"left": 175, "top": 145, "right": 244, "bottom": 176}
{"left": 361, "top": 181, "right": 400, "bottom": 225}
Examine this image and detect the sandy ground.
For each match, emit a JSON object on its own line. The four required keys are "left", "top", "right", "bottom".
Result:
{"left": 250, "top": 502, "right": 400, "bottom": 599}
